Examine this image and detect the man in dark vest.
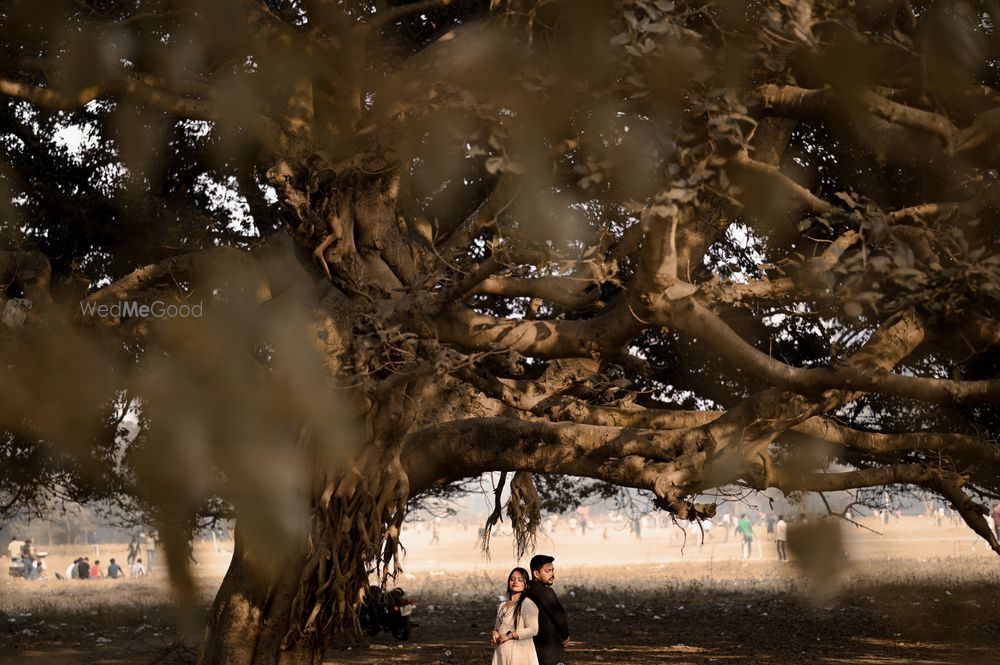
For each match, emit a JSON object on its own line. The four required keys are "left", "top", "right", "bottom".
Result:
{"left": 526, "top": 554, "right": 569, "bottom": 665}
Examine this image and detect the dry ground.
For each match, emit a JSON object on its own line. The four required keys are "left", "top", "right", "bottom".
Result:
{"left": 332, "top": 559, "right": 1000, "bottom": 665}
{"left": 2, "top": 517, "right": 1000, "bottom": 664}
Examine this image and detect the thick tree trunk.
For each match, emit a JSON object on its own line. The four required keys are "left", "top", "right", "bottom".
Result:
{"left": 199, "top": 533, "right": 319, "bottom": 665}
{"left": 197, "top": 172, "right": 420, "bottom": 665}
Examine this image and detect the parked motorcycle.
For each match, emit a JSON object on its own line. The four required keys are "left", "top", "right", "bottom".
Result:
{"left": 360, "top": 585, "right": 414, "bottom": 640}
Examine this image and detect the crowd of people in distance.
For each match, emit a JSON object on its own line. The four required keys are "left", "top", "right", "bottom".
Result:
{"left": 55, "top": 532, "right": 157, "bottom": 580}
{"left": 57, "top": 531, "right": 157, "bottom": 580}
{"left": 55, "top": 555, "right": 146, "bottom": 579}
{"left": 5, "top": 532, "right": 159, "bottom": 581}
{"left": 7, "top": 527, "right": 233, "bottom": 582}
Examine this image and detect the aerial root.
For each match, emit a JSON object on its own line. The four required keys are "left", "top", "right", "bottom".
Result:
{"left": 281, "top": 436, "right": 410, "bottom": 651}
{"left": 507, "top": 471, "right": 541, "bottom": 559}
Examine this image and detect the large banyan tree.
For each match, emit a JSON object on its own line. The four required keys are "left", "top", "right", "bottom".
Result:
{"left": 2, "top": 0, "right": 1000, "bottom": 662}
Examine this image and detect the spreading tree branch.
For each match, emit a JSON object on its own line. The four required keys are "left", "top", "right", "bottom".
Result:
{"left": 756, "top": 84, "right": 960, "bottom": 149}
{"left": 671, "top": 300, "right": 1000, "bottom": 404}
{"left": 727, "top": 149, "right": 835, "bottom": 215}
{"left": 435, "top": 294, "right": 645, "bottom": 359}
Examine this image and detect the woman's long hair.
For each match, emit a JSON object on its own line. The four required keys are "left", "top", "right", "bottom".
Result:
{"left": 506, "top": 567, "right": 530, "bottom": 628}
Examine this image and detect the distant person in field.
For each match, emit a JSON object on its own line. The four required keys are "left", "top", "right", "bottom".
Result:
{"left": 575, "top": 506, "right": 590, "bottom": 537}
{"left": 526, "top": 555, "right": 569, "bottom": 665}
{"left": 5, "top": 537, "right": 21, "bottom": 559}
{"left": 130, "top": 557, "right": 146, "bottom": 577}
{"left": 67, "top": 558, "right": 80, "bottom": 579}
{"left": 491, "top": 567, "right": 540, "bottom": 665}
{"left": 736, "top": 514, "right": 753, "bottom": 560}
{"left": 77, "top": 557, "right": 91, "bottom": 580}
{"left": 143, "top": 532, "right": 158, "bottom": 574}
{"left": 20, "top": 538, "right": 36, "bottom": 572}
{"left": 19, "top": 539, "right": 43, "bottom": 580}
{"left": 107, "top": 558, "right": 123, "bottom": 579}
{"left": 90, "top": 560, "right": 103, "bottom": 578}
{"left": 32, "top": 557, "right": 47, "bottom": 579}
{"left": 775, "top": 515, "right": 788, "bottom": 563}
{"left": 127, "top": 534, "right": 140, "bottom": 567}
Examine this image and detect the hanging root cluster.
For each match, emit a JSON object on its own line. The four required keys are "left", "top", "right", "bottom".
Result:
{"left": 281, "top": 441, "right": 410, "bottom": 651}
{"left": 482, "top": 471, "right": 542, "bottom": 559}
{"left": 507, "top": 471, "right": 542, "bottom": 560}
{"left": 481, "top": 471, "right": 542, "bottom": 560}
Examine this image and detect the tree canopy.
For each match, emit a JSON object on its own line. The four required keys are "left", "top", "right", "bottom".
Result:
{"left": 2, "top": 1, "right": 1000, "bottom": 663}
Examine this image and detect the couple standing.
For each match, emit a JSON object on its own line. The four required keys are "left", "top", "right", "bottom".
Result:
{"left": 490, "top": 554, "right": 569, "bottom": 665}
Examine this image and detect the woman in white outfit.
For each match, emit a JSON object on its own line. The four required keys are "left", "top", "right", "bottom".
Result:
{"left": 490, "top": 567, "right": 539, "bottom": 665}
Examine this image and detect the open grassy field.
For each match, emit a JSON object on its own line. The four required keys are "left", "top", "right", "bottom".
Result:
{"left": 2, "top": 516, "right": 1000, "bottom": 664}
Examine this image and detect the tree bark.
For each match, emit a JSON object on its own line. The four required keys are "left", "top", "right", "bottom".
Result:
{"left": 196, "top": 172, "right": 420, "bottom": 665}
{"left": 199, "top": 532, "right": 319, "bottom": 665}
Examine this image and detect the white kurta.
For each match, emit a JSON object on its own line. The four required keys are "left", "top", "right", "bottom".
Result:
{"left": 491, "top": 597, "right": 540, "bottom": 665}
